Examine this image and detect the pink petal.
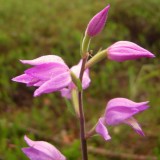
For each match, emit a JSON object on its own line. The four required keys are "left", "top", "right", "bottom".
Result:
{"left": 22, "top": 148, "right": 53, "bottom": 160}
{"left": 60, "top": 88, "right": 71, "bottom": 99}
{"left": 60, "top": 60, "right": 91, "bottom": 99}
{"left": 70, "top": 60, "right": 91, "bottom": 89}
{"left": 20, "top": 55, "right": 66, "bottom": 66}
{"left": 95, "top": 117, "right": 111, "bottom": 141}
{"left": 105, "top": 98, "right": 149, "bottom": 125}
{"left": 106, "top": 108, "right": 138, "bottom": 126}
{"left": 107, "top": 41, "right": 155, "bottom": 62}
{"left": 23, "top": 136, "right": 66, "bottom": 160}
{"left": 85, "top": 4, "right": 110, "bottom": 37}
{"left": 12, "top": 74, "right": 38, "bottom": 86}
{"left": 124, "top": 117, "right": 145, "bottom": 136}
{"left": 34, "top": 72, "right": 71, "bottom": 97}
{"left": 70, "top": 60, "right": 81, "bottom": 77}
{"left": 25, "top": 63, "right": 69, "bottom": 81}
{"left": 82, "top": 69, "right": 91, "bottom": 89}
{"left": 33, "top": 80, "right": 46, "bottom": 87}
{"left": 107, "top": 98, "right": 149, "bottom": 111}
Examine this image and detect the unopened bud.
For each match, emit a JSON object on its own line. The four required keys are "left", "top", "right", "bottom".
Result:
{"left": 107, "top": 41, "right": 155, "bottom": 62}
{"left": 85, "top": 4, "right": 110, "bottom": 37}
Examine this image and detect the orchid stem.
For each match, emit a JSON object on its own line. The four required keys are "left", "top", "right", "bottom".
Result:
{"left": 78, "top": 56, "right": 88, "bottom": 160}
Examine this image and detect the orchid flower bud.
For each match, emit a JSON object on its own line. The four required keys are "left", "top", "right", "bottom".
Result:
{"left": 85, "top": 41, "right": 155, "bottom": 68}
{"left": 85, "top": 4, "right": 110, "bottom": 37}
{"left": 107, "top": 41, "right": 155, "bottom": 62}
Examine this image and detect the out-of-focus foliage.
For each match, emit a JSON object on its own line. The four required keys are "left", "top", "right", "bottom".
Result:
{"left": 0, "top": 0, "right": 160, "bottom": 159}
{"left": 0, "top": 0, "right": 160, "bottom": 105}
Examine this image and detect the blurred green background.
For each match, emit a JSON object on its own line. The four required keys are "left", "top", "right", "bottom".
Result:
{"left": 0, "top": 0, "right": 160, "bottom": 159}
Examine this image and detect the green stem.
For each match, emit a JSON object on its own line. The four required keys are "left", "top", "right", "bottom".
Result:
{"left": 85, "top": 49, "right": 107, "bottom": 69}
{"left": 81, "top": 35, "right": 91, "bottom": 57}
{"left": 71, "top": 89, "right": 79, "bottom": 117}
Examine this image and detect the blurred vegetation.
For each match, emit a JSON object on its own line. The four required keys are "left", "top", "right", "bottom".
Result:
{"left": 0, "top": 0, "right": 160, "bottom": 159}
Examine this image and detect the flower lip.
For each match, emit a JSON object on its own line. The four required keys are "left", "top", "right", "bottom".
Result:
{"left": 95, "top": 117, "right": 111, "bottom": 141}
{"left": 124, "top": 117, "right": 145, "bottom": 136}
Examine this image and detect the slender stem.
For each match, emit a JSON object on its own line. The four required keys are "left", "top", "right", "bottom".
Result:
{"left": 81, "top": 35, "right": 91, "bottom": 57}
{"left": 85, "top": 50, "right": 107, "bottom": 69}
{"left": 78, "top": 56, "right": 88, "bottom": 160}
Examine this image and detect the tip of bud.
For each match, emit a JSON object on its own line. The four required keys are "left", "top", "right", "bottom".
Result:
{"left": 85, "top": 4, "right": 110, "bottom": 37}
{"left": 148, "top": 53, "right": 156, "bottom": 58}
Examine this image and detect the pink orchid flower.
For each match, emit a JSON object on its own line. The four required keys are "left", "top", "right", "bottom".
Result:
{"left": 12, "top": 55, "right": 90, "bottom": 97}
{"left": 96, "top": 98, "right": 149, "bottom": 141}
{"left": 22, "top": 135, "right": 66, "bottom": 160}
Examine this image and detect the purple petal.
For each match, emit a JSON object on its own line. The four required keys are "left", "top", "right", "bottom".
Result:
{"left": 23, "top": 136, "right": 66, "bottom": 160}
{"left": 22, "top": 148, "right": 53, "bottom": 160}
{"left": 105, "top": 98, "right": 149, "bottom": 125}
{"left": 60, "top": 88, "right": 71, "bottom": 99}
{"left": 124, "top": 117, "right": 145, "bottom": 136}
{"left": 70, "top": 60, "right": 91, "bottom": 89}
{"left": 107, "top": 41, "right": 155, "bottom": 62}
{"left": 95, "top": 117, "right": 111, "bottom": 141}
{"left": 85, "top": 4, "right": 110, "bottom": 37}
{"left": 33, "top": 80, "right": 46, "bottom": 87}
{"left": 70, "top": 60, "right": 81, "bottom": 77}
{"left": 60, "top": 60, "right": 91, "bottom": 99}
{"left": 12, "top": 74, "right": 39, "bottom": 86}
{"left": 25, "top": 63, "right": 69, "bottom": 81}
{"left": 82, "top": 69, "right": 91, "bottom": 89}
{"left": 20, "top": 55, "right": 66, "bottom": 66}
{"left": 34, "top": 72, "right": 71, "bottom": 96}
{"left": 107, "top": 98, "right": 149, "bottom": 111}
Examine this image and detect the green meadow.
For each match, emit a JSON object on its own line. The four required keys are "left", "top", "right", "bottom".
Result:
{"left": 0, "top": 0, "right": 160, "bottom": 159}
